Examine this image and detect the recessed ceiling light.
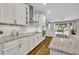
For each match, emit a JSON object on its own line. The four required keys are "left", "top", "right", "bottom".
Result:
{"left": 43, "top": 3, "right": 47, "bottom": 5}
{"left": 48, "top": 11, "right": 51, "bottom": 14}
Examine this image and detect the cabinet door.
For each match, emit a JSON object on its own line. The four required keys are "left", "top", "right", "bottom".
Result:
{"left": 34, "top": 34, "right": 39, "bottom": 46}
{"left": 2, "top": 3, "right": 15, "bottom": 23}
{"left": 38, "top": 33, "right": 42, "bottom": 44}
{"left": 39, "top": 33, "right": 43, "bottom": 42}
{"left": 0, "top": 4, "right": 3, "bottom": 22}
{"left": 29, "top": 36, "right": 35, "bottom": 51}
{"left": 34, "top": 33, "right": 42, "bottom": 47}
{"left": 15, "top": 4, "right": 28, "bottom": 25}
{"left": 39, "top": 15, "right": 46, "bottom": 26}
{"left": 0, "top": 44, "right": 3, "bottom": 55}
{"left": 19, "top": 37, "right": 30, "bottom": 55}
{"left": 3, "top": 43, "right": 19, "bottom": 55}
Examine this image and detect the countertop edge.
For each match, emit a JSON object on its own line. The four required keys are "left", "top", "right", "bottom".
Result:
{"left": 0, "top": 32, "right": 42, "bottom": 44}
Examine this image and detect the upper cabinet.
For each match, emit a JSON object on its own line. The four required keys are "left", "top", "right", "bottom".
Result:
{"left": 33, "top": 13, "right": 46, "bottom": 28}
{"left": 0, "top": 4, "right": 14, "bottom": 23}
{"left": 29, "top": 5, "right": 33, "bottom": 24}
{"left": 0, "top": 4, "right": 2, "bottom": 22}
{"left": 2, "top": 4, "right": 15, "bottom": 24}
{"left": 0, "top": 3, "right": 30, "bottom": 26}
{"left": 15, "top": 4, "right": 29, "bottom": 25}
{"left": 39, "top": 14, "right": 46, "bottom": 27}
{"left": 0, "top": 3, "right": 46, "bottom": 27}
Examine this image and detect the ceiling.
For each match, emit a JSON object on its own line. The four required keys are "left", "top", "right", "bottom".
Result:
{"left": 30, "top": 3, "right": 79, "bottom": 22}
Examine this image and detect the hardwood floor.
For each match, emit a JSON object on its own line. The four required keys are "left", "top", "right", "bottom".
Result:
{"left": 27, "top": 36, "right": 53, "bottom": 55}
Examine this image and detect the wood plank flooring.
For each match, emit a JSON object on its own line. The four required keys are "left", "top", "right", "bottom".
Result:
{"left": 27, "top": 36, "right": 53, "bottom": 55}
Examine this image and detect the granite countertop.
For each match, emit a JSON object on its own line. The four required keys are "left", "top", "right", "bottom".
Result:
{"left": 0, "top": 32, "right": 42, "bottom": 44}
{"left": 48, "top": 36, "right": 79, "bottom": 55}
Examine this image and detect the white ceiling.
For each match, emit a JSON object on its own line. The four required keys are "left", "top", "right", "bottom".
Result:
{"left": 30, "top": 3, "right": 79, "bottom": 22}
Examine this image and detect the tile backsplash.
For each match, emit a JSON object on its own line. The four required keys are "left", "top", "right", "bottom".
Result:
{"left": 0, "top": 25, "right": 41, "bottom": 37}
{"left": 0, "top": 25, "right": 21, "bottom": 37}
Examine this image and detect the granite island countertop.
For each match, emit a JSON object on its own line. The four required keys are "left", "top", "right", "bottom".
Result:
{"left": 48, "top": 36, "right": 79, "bottom": 55}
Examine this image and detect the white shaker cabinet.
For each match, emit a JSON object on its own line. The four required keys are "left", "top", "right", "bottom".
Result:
{"left": 2, "top": 36, "right": 30, "bottom": 55}
{"left": 2, "top": 4, "right": 15, "bottom": 23}
{"left": 3, "top": 40, "right": 19, "bottom": 55}
{"left": 29, "top": 33, "right": 42, "bottom": 52}
{"left": 34, "top": 34, "right": 40, "bottom": 46}
{"left": 32, "top": 34, "right": 37, "bottom": 48}
{"left": 38, "top": 33, "right": 42, "bottom": 43}
{"left": 3, "top": 44, "right": 19, "bottom": 55}
{"left": 0, "top": 4, "right": 3, "bottom": 23}
{"left": 15, "top": 4, "right": 29, "bottom": 25}
{"left": 29, "top": 35, "right": 35, "bottom": 51}
{"left": 33, "top": 13, "right": 46, "bottom": 27}
{"left": 25, "top": 37, "right": 30, "bottom": 54}
{"left": 41, "top": 14, "right": 46, "bottom": 30}
{"left": 0, "top": 3, "right": 29, "bottom": 24}
{"left": 18, "top": 37, "right": 30, "bottom": 55}
{"left": 35, "top": 33, "right": 43, "bottom": 45}
{"left": 33, "top": 13, "right": 39, "bottom": 22}
{"left": 0, "top": 33, "right": 43, "bottom": 55}
{"left": 0, "top": 44, "right": 3, "bottom": 55}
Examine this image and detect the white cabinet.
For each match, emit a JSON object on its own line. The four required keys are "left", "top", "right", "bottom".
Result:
{"left": 0, "top": 4, "right": 3, "bottom": 22}
{"left": 0, "top": 33, "right": 43, "bottom": 55}
{"left": 0, "top": 3, "right": 29, "bottom": 25}
{"left": 28, "top": 33, "right": 42, "bottom": 52}
{"left": 0, "top": 44, "right": 3, "bottom": 55}
{"left": 3, "top": 40, "right": 19, "bottom": 55}
{"left": 33, "top": 13, "right": 40, "bottom": 27}
{"left": 34, "top": 34, "right": 40, "bottom": 46}
{"left": 38, "top": 33, "right": 42, "bottom": 43}
{"left": 39, "top": 14, "right": 43, "bottom": 27}
{"left": 32, "top": 34, "right": 37, "bottom": 48}
{"left": 33, "top": 13, "right": 39, "bottom": 22}
{"left": 33, "top": 13, "right": 46, "bottom": 27}
{"left": 29, "top": 35, "right": 35, "bottom": 51}
{"left": 15, "top": 4, "right": 29, "bottom": 25}
{"left": 38, "top": 33, "right": 43, "bottom": 45}
{"left": 2, "top": 4, "right": 15, "bottom": 23}
{"left": 18, "top": 37, "right": 30, "bottom": 55}
{"left": 3, "top": 44, "right": 19, "bottom": 55}
{"left": 2, "top": 37, "right": 30, "bottom": 55}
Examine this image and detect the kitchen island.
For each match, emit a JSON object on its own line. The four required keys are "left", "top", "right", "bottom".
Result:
{"left": 48, "top": 36, "right": 79, "bottom": 55}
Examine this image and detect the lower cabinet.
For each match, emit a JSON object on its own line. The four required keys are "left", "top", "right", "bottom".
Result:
{"left": 0, "top": 33, "right": 43, "bottom": 55}
{"left": 19, "top": 37, "right": 30, "bottom": 55}
{"left": 0, "top": 44, "right": 3, "bottom": 55}
{"left": 29, "top": 33, "right": 43, "bottom": 53}
{"left": 2, "top": 37, "right": 30, "bottom": 55}
{"left": 29, "top": 35, "right": 35, "bottom": 51}
{"left": 3, "top": 43, "right": 19, "bottom": 55}
{"left": 2, "top": 39, "right": 19, "bottom": 55}
{"left": 35, "top": 33, "right": 42, "bottom": 46}
{"left": 38, "top": 33, "right": 42, "bottom": 44}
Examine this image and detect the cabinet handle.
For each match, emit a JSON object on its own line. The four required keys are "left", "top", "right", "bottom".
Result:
{"left": 19, "top": 44, "right": 21, "bottom": 48}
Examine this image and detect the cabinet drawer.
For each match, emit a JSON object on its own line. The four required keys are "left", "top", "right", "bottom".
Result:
{"left": 3, "top": 40, "right": 18, "bottom": 48}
